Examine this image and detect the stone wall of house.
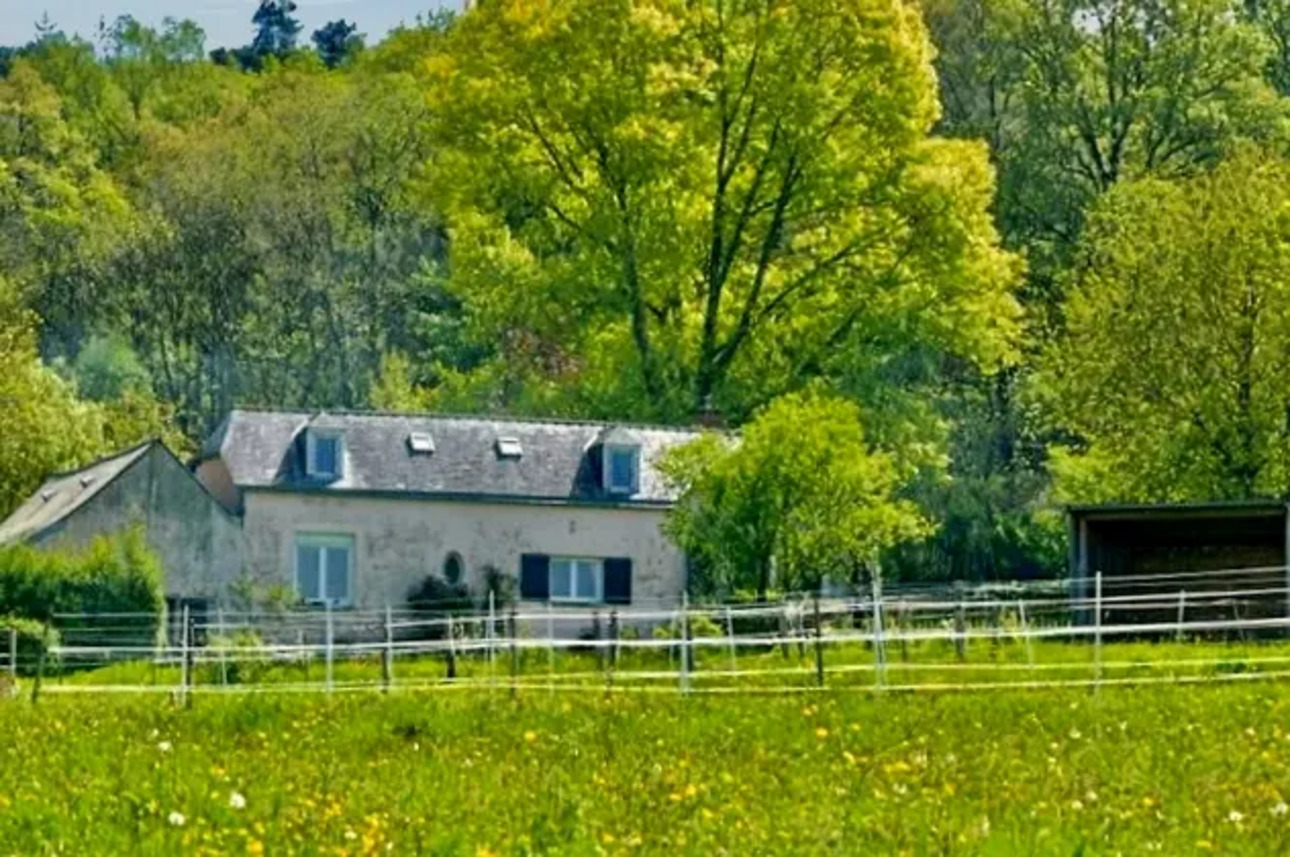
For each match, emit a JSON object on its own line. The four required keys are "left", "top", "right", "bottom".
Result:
{"left": 36, "top": 445, "right": 243, "bottom": 601}
{"left": 239, "top": 490, "right": 686, "bottom": 611}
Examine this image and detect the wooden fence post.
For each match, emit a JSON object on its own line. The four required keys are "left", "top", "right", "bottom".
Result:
{"left": 679, "top": 592, "right": 691, "bottom": 695}
{"left": 488, "top": 591, "right": 497, "bottom": 684}
{"left": 7, "top": 627, "right": 16, "bottom": 684}
{"left": 30, "top": 622, "right": 50, "bottom": 705}
{"left": 1176, "top": 589, "right": 1187, "bottom": 642}
{"left": 446, "top": 617, "right": 458, "bottom": 681}
{"left": 1094, "top": 571, "right": 1103, "bottom": 694}
{"left": 813, "top": 594, "right": 825, "bottom": 687}
{"left": 508, "top": 604, "right": 519, "bottom": 693}
{"left": 897, "top": 598, "right": 909, "bottom": 662}
{"left": 546, "top": 602, "right": 555, "bottom": 695}
{"left": 324, "top": 601, "right": 334, "bottom": 694}
{"left": 216, "top": 606, "right": 228, "bottom": 687}
{"left": 609, "top": 610, "right": 620, "bottom": 669}
{"left": 179, "top": 603, "right": 191, "bottom": 705}
{"left": 593, "top": 610, "right": 605, "bottom": 674}
{"left": 779, "top": 604, "right": 791, "bottom": 659}
{"left": 871, "top": 574, "right": 886, "bottom": 691}
{"left": 724, "top": 605, "right": 737, "bottom": 675}
{"left": 954, "top": 583, "right": 967, "bottom": 663}
{"left": 382, "top": 605, "right": 394, "bottom": 693}
{"left": 1018, "top": 599, "right": 1035, "bottom": 671}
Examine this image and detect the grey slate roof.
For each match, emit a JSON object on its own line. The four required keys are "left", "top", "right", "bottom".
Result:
{"left": 0, "top": 441, "right": 155, "bottom": 544}
{"left": 202, "top": 409, "right": 704, "bottom": 506}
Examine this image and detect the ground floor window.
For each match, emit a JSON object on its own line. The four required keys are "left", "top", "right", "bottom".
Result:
{"left": 294, "top": 533, "right": 354, "bottom": 607}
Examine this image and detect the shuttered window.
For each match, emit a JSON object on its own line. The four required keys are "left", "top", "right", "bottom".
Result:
{"left": 519, "top": 554, "right": 633, "bottom": 605}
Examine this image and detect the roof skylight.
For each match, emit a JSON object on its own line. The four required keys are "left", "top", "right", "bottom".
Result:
{"left": 408, "top": 432, "right": 435, "bottom": 455}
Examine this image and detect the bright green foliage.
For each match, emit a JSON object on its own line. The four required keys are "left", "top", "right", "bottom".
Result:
{"left": 0, "top": 289, "right": 104, "bottom": 518}
{"left": 1036, "top": 152, "right": 1290, "bottom": 503}
{"left": 661, "top": 391, "right": 927, "bottom": 596}
{"left": 0, "top": 528, "right": 163, "bottom": 633}
{"left": 0, "top": 61, "right": 134, "bottom": 343}
{"left": 2, "top": 685, "right": 1290, "bottom": 852}
{"left": 927, "top": 0, "right": 1285, "bottom": 289}
{"left": 0, "top": 286, "right": 184, "bottom": 517}
{"left": 67, "top": 333, "right": 153, "bottom": 401}
{"left": 427, "top": 0, "right": 1021, "bottom": 423}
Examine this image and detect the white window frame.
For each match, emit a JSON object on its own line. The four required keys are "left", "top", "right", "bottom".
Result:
{"left": 294, "top": 533, "right": 355, "bottom": 608}
{"left": 306, "top": 430, "right": 343, "bottom": 479}
{"left": 549, "top": 556, "right": 604, "bottom": 604}
{"left": 604, "top": 444, "right": 640, "bottom": 494}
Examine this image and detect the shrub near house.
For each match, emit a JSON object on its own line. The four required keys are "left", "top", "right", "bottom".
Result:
{"left": 0, "top": 528, "right": 165, "bottom": 657}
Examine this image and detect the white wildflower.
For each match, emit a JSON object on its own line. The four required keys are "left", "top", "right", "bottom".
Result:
{"left": 1273, "top": 801, "right": 1288, "bottom": 816}
{"left": 1071, "top": 800, "right": 1084, "bottom": 811}
{"left": 1068, "top": 728, "right": 1082, "bottom": 741}
{"left": 1229, "top": 810, "right": 1245, "bottom": 824}
{"left": 168, "top": 811, "right": 185, "bottom": 827}
{"left": 345, "top": 829, "right": 358, "bottom": 841}
{"left": 229, "top": 791, "right": 246, "bottom": 810}
{"left": 157, "top": 740, "right": 172, "bottom": 753}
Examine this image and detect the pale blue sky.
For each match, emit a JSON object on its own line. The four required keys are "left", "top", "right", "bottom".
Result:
{"left": 1, "top": 0, "right": 461, "bottom": 50}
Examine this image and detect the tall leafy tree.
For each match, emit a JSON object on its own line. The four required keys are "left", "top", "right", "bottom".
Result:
{"left": 925, "top": 0, "right": 1284, "bottom": 295}
{"left": 426, "top": 0, "right": 1021, "bottom": 425}
{"left": 1036, "top": 152, "right": 1290, "bottom": 503}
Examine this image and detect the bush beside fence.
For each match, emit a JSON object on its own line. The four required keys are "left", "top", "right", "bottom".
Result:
{"left": 0, "top": 528, "right": 163, "bottom": 656}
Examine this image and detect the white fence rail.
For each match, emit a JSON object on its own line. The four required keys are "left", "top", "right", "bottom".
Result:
{"left": 5, "top": 568, "right": 1290, "bottom": 697}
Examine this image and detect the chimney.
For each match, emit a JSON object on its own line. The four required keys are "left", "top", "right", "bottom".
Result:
{"left": 696, "top": 395, "right": 724, "bottom": 430}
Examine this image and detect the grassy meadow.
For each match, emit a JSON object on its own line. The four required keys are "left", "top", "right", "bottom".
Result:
{"left": 3, "top": 681, "right": 1290, "bottom": 854}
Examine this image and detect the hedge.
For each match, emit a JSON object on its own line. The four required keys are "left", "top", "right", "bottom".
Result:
{"left": 0, "top": 528, "right": 164, "bottom": 648}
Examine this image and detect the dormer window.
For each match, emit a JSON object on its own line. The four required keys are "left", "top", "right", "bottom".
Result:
{"left": 306, "top": 430, "right": 343, "bottom": 479}
{"left": 605, "top": 445, "right": 640, "bottom": 494}
{"left": 496, "top": 436, "right": 523, "bottom": 459}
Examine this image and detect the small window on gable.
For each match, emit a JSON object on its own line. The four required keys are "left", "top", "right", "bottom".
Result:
{"left": 408, "top": 432, "right": 435, "bottom": 455}
{"left": 307, "top": 430, "right": 343, "bottom": 479}
{"left": 496, "top": 436, "right": 523, "bottom": 459}
{"left": 605, "top": 445, "right": 640, "bottom": 494}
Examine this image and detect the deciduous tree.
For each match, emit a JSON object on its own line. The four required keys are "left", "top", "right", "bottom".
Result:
{"left": 427, "top": 0, "right": 1020, "bottom": 424}
{"left": 1036, "top": 152, "right": 1290, "bottom": 502}
{"left": 661, "top": 390, "right": 928, "bottom": 598}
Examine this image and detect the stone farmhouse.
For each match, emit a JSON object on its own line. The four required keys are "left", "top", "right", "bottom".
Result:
{"left": 0, "top": 410, "right": 702, "bottom": 617}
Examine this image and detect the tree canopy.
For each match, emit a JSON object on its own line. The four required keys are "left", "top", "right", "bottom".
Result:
{"left": 661, "top": 390, "right": 928, "bottom": 597}
{"left": 1037, "top": 152, "right": 1290, "bottom": 503}
{"left": 424, "top": 0, "right": 1021, "bottom": 425}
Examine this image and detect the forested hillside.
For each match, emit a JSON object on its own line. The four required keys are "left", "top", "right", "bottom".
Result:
{"left": 3, "top": 0, "right": 1288, "bottom": 582}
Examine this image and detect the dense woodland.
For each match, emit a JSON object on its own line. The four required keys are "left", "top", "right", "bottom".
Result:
{"left": 4, "top": 0, "right": 1290, "bottom": 586}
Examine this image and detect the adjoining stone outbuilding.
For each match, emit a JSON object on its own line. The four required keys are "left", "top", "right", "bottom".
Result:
{"left": 0, "top": 440, "right": 243, "bottom": 618}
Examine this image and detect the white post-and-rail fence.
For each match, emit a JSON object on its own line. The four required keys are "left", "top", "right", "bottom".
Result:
{"left": 6, "top": 564, "right": 1290, "bottom": 698}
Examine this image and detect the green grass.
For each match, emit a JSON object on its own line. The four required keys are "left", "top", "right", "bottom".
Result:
{"left": 4, "top": 680, "right": 1290, "bottom": 854}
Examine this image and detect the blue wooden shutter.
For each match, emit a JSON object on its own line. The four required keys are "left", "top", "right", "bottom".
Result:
{"left": 603, "top": 557, "right": 632, "bottom": 605}
{"left": 520, "top": 553, "right": 550, "bottom": 600}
